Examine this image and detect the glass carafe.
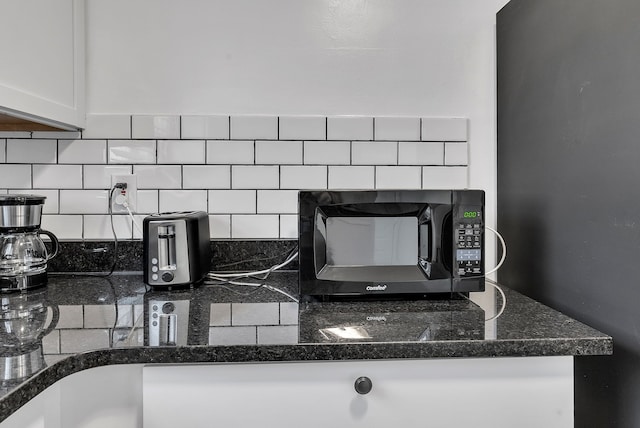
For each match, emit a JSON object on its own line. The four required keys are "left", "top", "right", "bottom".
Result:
{"left": 0, "top": 230, "right": 59, "bottom": 277}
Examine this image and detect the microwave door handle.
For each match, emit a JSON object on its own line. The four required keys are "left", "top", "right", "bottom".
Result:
{"left": 419, "top": 221, "right": 432, "bottom": 264}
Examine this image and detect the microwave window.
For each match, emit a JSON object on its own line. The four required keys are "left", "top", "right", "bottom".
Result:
{"left": 325, "top": 217, "right": 418, "bottom": 266}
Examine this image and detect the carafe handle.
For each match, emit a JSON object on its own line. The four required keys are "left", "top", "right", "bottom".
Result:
{"left": 39, "top": 229, "right": 59, "bottom": 260}
{"left": 39, "top": 304, "right": 60, "bottom": 340}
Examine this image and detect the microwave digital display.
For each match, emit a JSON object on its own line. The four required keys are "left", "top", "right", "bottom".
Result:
{"left": 298, "top": 190, "right": 485, "bottom": 300}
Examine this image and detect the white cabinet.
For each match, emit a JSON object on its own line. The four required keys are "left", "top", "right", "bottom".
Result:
{"left": 0, "top": 0, "right": 85, "bottom": 130}
{"left": 0, "top": 365, "right": 143, "bottom": 428}
{"left": 143, "top": 356, "right": 574, "bottom": 428}
{"left": 0, "top": 357, "right": 573, "bottom": 428}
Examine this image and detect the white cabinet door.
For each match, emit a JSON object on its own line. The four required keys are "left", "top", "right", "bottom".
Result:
{"left": 0, "top": 365, "right": 143, "bottom": 428}
{"left": 0, "top": 0, "right": 85, "bottom": 130}
{"left": 143, "top": 356, "right": 573, "bottom": 428}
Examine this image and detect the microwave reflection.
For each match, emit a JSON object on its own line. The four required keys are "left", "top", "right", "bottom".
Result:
{"left": 299, "top": 299, "right": 485, "bottom": 343}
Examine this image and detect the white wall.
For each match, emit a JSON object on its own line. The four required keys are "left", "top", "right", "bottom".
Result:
{"left": 0, "top": 0, "right": 508, "bottom": 244}
{"left": 85, "top": 0, "right": 508, "bottom": 219}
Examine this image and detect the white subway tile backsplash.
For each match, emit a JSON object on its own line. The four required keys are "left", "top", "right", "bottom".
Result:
{"left": 60, "top": 190, "right": 109, "bottom": 214}
{"left": 41, "top": 215, "right": 83, "bottom": 239}
{"left": 159, "top": 190, "right": 207, "bottom": 212}
{"left": 132, "top": 215, "right": 146, "bottom": 240}
{"left": 422, "top": 166, "right": 468, "bottom": 189}
{"left": 157, "top": 140, "right": 205, "bottom": 164}
{"left": 0, "top": 132, "right": 30, "bottom": 139}
{"left": 255, "top": 141, "right": 302, "bottom": 165}
{"left": 83, "top": 115, "right": 131, "bottom": 139}
{"left": 132, "top": 115, "right": 180, "bottom": 139}
{"left": 444, "top": 142, "right": 469, "bottom": 165}
{"left": 136, "top": 190, "right": 159, "bottom": 214}
{"left": 375, "top": 117, "right": 420, "bottom": 141}
{"left": 6, "top": 114, "right": 474, "bottom": 240}
{"left": 207, "top": 140, "right": 254, "bottom": 165}
{"left": 182, "top": 115, "right": 229, "bottom": 140}
{"left": 328, "top": 166, "right": 375, "bottom": 189}
{"left": 33, "top": 165, "right": 82, "bottom": 189}
{"left": 422, "top": 118, "right": 468, "bottom": 141}
{"left": 304, "top": 141, "right": 350, "bottom": 165}
{"left": 208, "top": 190, "right": 256, "bottom": 214}
{"left": 375, "top": 166, "right": 422, "bottom": 189}
{"left": 182, "top": 165, "right": 231, "bottom": 189}
{"left": 231, "top": 215, "right": 279, "bottom": 239}
{"left": 134, "top": 165, "right": 182, "bottom": 189}
{"left": 83, "top": 215, "right": 133, "bottom": 240}
{"left": 209, "top": 215, "right": 231, "bottom": 239}
{"left": 32, "top": 131, "right": 81, "bottom": 139}
{"left": 0, "top": 165, "right": 31, "bottom": 188}
{"left": 280, "top": 166, "right": 327, "bottom": 189}
{"left": 230, "top": 116, "right": 278, "bottom": 140}
{"left": 84, "top": 165, "right": 132, "bottom": 189}
{"left": 279, "top": 116, "right": 326, "bottom": 140}
{"left": 352, "top": 141, "right": 397, "bottom": 165}
{"left": 58, "top": 139, "right": 107, "bottom": 164}
{"left": 327, "top": 116, "right": 373, "bottom": 141}
{"left": 279, "top": 215, "right": 298, "bottom": 239}
{"left": 398, "top": 142, "right": 444, "bottom": 165}
{"left": 7, "top": 139, "right": 57, "bottom": 164}
{"left": 108, "top": 140, "right": 156, "bottom": 164}
{"left": 257, "top": 190, "right": 298, "bottom": 214}
{"left": 232, "top": 166, "right": 279, "bottom": 189}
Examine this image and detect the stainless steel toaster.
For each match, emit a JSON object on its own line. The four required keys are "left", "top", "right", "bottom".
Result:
{"left": 143, "top": 211, "right": 211, "bottom": 287}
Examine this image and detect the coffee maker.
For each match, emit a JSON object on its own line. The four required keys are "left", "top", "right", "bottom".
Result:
{"left": 0, "top": 195, "right": 59, "bottom": 292}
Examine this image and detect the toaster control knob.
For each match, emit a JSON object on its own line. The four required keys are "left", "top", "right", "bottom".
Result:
{"left": 161, "top": 272, "right": 174, "bottom": 282}
{"left": 162, "top": 302, "right": 175, "bottom": 314}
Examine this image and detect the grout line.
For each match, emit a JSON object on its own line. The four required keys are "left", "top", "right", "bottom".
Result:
{"left": 325, "top": 117, "right": 328, "bottom": 141}
{"left": 372, "top": 117, "right": 376, "bottom": 141}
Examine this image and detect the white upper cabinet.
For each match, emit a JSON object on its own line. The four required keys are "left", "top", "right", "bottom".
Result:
{"left": 0, "top": 0, "right": 85, "bottom": 130}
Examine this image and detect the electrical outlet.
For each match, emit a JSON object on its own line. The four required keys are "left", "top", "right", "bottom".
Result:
{"left": 110, "top": 174, "right": 137, "bottom": 213}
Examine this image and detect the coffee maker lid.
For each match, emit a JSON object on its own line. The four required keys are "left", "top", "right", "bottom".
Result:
{"left": 0, "top": 195, "right": 46, "bottom": 206}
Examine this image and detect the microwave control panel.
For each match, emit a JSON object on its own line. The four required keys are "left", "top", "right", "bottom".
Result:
{"left": 454, "top": 207, "right": 483, "bottom": 277}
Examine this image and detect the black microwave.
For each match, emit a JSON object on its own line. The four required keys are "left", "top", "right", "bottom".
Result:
{"left": 298, "top": 189, "right": 485, "bottom": 300}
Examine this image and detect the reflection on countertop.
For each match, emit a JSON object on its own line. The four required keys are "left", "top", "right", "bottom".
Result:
{"left": 0, "top": 271, "right": 612, "bottom": 421}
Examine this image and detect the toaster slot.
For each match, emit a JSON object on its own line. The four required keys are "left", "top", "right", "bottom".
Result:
{"left": 157, "top": 224, "right": 177, "bottom": 271}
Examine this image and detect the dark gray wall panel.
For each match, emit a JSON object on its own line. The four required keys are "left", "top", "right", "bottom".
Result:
{"left": 497, "top": 0, "right": 640, "bottom": 426}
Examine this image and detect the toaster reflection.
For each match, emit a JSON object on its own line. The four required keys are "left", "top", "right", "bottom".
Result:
{"left": 298, "top": 298, "right": 485, "bottom": 343}
{"left": 143, "top": 289, "right": 208, "bottom": 346}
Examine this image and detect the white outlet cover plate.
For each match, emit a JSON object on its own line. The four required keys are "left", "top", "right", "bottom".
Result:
{"left": 111, "top": 174, "right": 137, "bottom": 213}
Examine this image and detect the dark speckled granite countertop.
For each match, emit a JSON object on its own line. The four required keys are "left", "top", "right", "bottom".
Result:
{"left": 0, "top": 271, "right": 612, "bottom": 422}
